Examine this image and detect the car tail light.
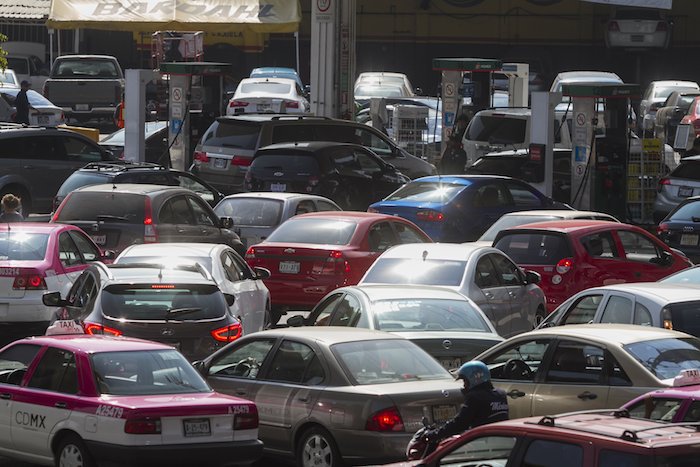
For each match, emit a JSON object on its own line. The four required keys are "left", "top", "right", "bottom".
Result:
{"left": 285, "top": 100, "right": 300, "bottom": 109}
{"left": 233, "top": 405, "right": 259, "bottom": 430}
{"left": 314, "top": 250, "right": 349, "bottom": 276}
{"left": 51, "top": 192, "right": 72, "bottom": 222}
{"left": 656, "top": 21, "right": 668, "bottom": 32}
{"left": 608, "top": 21, "right": 619, "bottom": 32}
{"left": 662, "top": 307, "right": 673, "bottom": 330}
{"left": 555, "top": 258, "right": 573, "bottom": 274}
{"left": 211, "top": 323, "right": 243, "bottom": 342}
{"left": 657, "top": 223, "right": 670, "bottom": 236}
{"left": 231, "top": 156, "right": 252, "bottom": 167}
{"left": 124, "top": 418, "right": 161, "bottom": 434}
{"left": 366, "top": 406, "right": 404, "bottom": 432}
{"left": 83, "top": 322, "right": 123, "bottom": 336}
{"left": 144, "top": 197, "right": 157, "bottom": 243}
{"left": 245, "top": 247, "right": 262, "bottom": 267}
{"left": 416, "top": 210, "right": 444, "bottom": 222}
{"left": 194, "top": 151, "right": 209, "bottom": 164}
{"left": 13, "top": 274, "right": 46, "bottom": 290}
{"left": 657, "top": 177, "right": 671, "bottom": 193}
{"left": 229, "top": 100, "right": 249, "bottom": 108}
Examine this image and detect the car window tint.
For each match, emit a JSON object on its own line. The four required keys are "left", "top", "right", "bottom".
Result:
{"left": 294, "top": 200, "right": 316, "bottom": 215}
{"left": 363, "top": 258, "right": 466, "bottom": 287}
{"left": 523, "top": 440, "right": 582, "bottom": 467}
{"left": 624, "top": 338, "right": 700, "bottom": 380}
{"left": 669, "top": 200, "right": 700, "bottom": 220}
{"left": 393, "top": 222, "right": 428, "bottom": 244}
{"left": 69, "top": 230, "right": 100, "bottom": 262}
{"left": 484, "top": 339, "right": 550, "bottom": 381}
{"left": 494, "top": 233, "right": 571, "bottom": 265}
{"left": 669, "top": 161, "right": 700, "bottom": 181}
{"left": 22, "top": 135, "right": 66, "bottom": 161}
{"left": 489, "top": 253, "right": 523, "bottom": 286}
{"left": 354, "top": 128, "right": 392, "bottom": 155}
{"left": 270, "top": 124, "right": 315, "bottom": 144}
{"left": 202, "top": 120, "right": 259, "bottom": 149}
{"left": 56, "top": 172, "right": 108, "bottom": 198}
{"left": 546, "top": 341, "right": 605, "bottom": 384}
{"left": 599, "top": 450, "right": 647, "bottom": 467}
{"left": 267, "top": 340, "right": 317, "bottom": 384}
{"left": 0, "top": 344, "right": 40, "bottom": 383}
{"left": 606, "top": 351, "right": 632, "bottom": 386}
{"left": 475, "top": 256, "right": 500, "bottom": 288}
{"left": 386, "top": 181, "right": 465, "bottom": 202}
{"left": 215, "top": 198, "right": 282, "bottom": 227}
{"left": 580, "top": 232, "right": 619, "bottom": 258}
{"left": 209, "top": 339, "right": 276, "bottom": 379}
{"left": 617, "top": 230, "right": 662, "bottom": 263}
{"left": 58, "top": 231, "right": 84, "bottom": 267}
{"left": 665, "top": 301, "right": 700, "bottom": 337}
{"left": 316, "top": 200, "right": 340, "bottom": 212}
{"left": 56, "top": 192, "right": 144, "bottom": 222}
{"left": 0, "top": 232, "right": 49, "bottom": 261}
{"left": 64, "top": 137, "right": 103, "bottom": 163}
{"left": 439, "top": 436, "right": 517, "bottom": 466}
{"left": 505, "top": 181, "right": 542, "bottom": 207}
{"left": 600, "top": 295, "right": 633, "bottom": 324}
{"left": 465, "top": 115, "right": 527, "bottom": 145}
{"left": 633, "top": 302, "right": 653, "bottom": 326}
{"left": 266, "top": 218, "right": 357, "bottom": 245}
{"left": 626, "top": 397, "right": 681, "bottom": 421}
{"left": 561, "top": 295, "right": 602, "bottom": 325}
{"left": 683, "top": 401, "right": 700, "bottom": 421}
{"left": 310, "top": 293, "right": 344, "bottom": 326}
{"left": 27, "top": 347, "right": 78, "bottom": 394}
{"left": 368, "top": 222, "right": 396, "bottom": 252}
{"left": 74, "top": 273, "right": 97, "bottom": 310}
{"left": 328, "top": 294, "right": 363, "bottom": 327}
{"left": 473, "top": 183, "right": 510, "bottom": 208}
{"left": 222, "top": 251, "right": 246, "bottom": 282}
{"left": 374, "top": 298, "right": 492, "bottom": 332}
{"left": 159, "top": 196, "right": 193, "bottom": 224}
{"left": 353, "top": 148, "right": 383, "bottom": 174}
{"left": 187, "top": 196, "right": 216, "bottom": 226}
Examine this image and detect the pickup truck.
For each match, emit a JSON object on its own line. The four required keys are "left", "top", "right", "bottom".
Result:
{"left": 43, "top": 55, "right": 124, "bottom": 123}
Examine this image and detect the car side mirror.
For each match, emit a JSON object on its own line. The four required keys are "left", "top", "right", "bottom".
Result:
{"left": 385, "top": 163, "right": 396, "bottom": 172}
{"left": 192, "top": 360, "right": 208, "bottom": 376}
{"left": 101, "top": 250, "right": 116, "bottom": 261}
{"left": 219, "top": 216, "right": 234, "bottom": 229}
{"left": 525, "top": 270, "right": 541, "bottom": 285}
{"left": 414, "top": 87, "right": 423, "bottom": 96}
{"left": 223, "top": 293, "right": 235, "bottom": 307}
{"left": 254, "top": 267, "right": 271, "bottom": 280}
{"left": 43, "top": 291, "right": 68, "bottom": 307}
{"left": 287, "top": 315, "right": 305, "bottom": 327}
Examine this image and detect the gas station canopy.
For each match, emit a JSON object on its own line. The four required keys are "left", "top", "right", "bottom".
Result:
{"left": 561, "top": 83, "right": 641, "bottom": 99}
{"left": 432, "top": 58, "right": 502, "bottom": 72}
{"left": 47, "top": 0, "right": 301, "bottom": 33}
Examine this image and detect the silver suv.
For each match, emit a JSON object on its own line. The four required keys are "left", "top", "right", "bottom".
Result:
{"left": 654, "top": 156, "right": 700, "bottom": 222}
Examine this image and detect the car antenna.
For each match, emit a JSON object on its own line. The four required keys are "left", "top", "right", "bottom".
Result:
{"left": 422, "top": 250, "right": 428, "bottom": 261}
{"left": 158, "top": 267, "right": 163, "bottom": 281}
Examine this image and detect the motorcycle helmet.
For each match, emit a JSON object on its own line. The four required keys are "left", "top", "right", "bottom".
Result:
{"left": 455, "top": 361, "right": 490, "bottom": 387}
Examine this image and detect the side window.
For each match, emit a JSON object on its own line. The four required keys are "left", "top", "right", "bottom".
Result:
{"left": 222, "top": 251, "right": 246, "bottom": 282}
{"left": 368, "top": 222, "right": 397, "bottom": 252}
{"left": 617, "top": 230, "right": 663, "bottom": 263}
{"left": 505, "top": 181, "right": 543, "bottom": 208}
{"left": 599, "top": 450, "right": 648, "bottom": 467}
{"left": 175, "top": 175, "right": 216, "bottom": 205}
{"left": 23, "top": 135, "right": 64, "bottom": 161}
{"left": 328, "top": 294, "right": 362, "bottom": 327}
{"left": 473, "top": 183, "right": 510, "bottom": 208}
{"left": 600, "top": 295, "right": 633, "bottom": 324}
{"left": 606, "top": 351, "right": 632, "bottom": 386}
{"left": 483, "top": 339, "right": 551, "bottom": 381}
{"left": 316, "top": 200, "right": 340, "bottom": 212}
{"left": 294, "top": 200, "right": 316, "bottom": 215}
{"left": 66, "top": 273, "right": 86, "bottom": 304}
{"left": 354, "top": 149, "right": 383, "bottom": 174}
{"left": 580, "top": 232, "right": 619, "bottom": 258}
{"left": 355, "top": 128, "right": 392, "bottom": 156}
{"left": 58, "top": 232, "right": 83, "bottom": 267}
{"left": 546, "top": 341, "right": 603, "bottom": 384}
{"left": 64, "top": 137, "right": 103, "bottom": 163}
{"left": 187, "top": 197, "right": 216, "bottom": 226}
{"left": 310, "top": 293, "right": 343, "bottom": 326}
{"left": 75, "top": 274, "right": 97, "bottom": 309}
{"left": 393, "top": 222, "right": 428, "bottom": 244}
{"left": 438, "top": 436, "right": 517, "bottom": 467}
{"left": 560, "top": 295, "right": 602, "bottom": 325}
{"left": 270, "top": 124, "right": 315, "bottom": 144}
{"left": 634, "top": 302, "right": 653, "bottom": 326}
{"left": 267, "top": 340, "right": 319, "bottom": 384}
{"left": 475, "top": 256, "right": 500, "bottom": 289}
{"left": 208, "top": 339, "right": 275, "bottom": 379}
{"left": 523, "top": 440, "right": 583, "bottom": 467}
{"left": 0, "top": 344, "right": 41, "bottom": 385}
{"left": 159, "top": 196, "right": 193, "bottom": 224}
{"left": 331, "top": 148, "right": 363, "bottom": 173}
{"left": 683, "top": 400, "right": 700, "bottom": 421}
{"left": 489, "top": 253, "right": 523, "bottom": 286}
{"left": 69, "top": 231, "right": 100, "bottom": 262}
{"left": 27, "top": 347, "right": 78, "bottom": 394}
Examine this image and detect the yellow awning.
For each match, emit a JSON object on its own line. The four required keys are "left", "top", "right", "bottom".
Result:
{"left": 47, "top": 0, "right": 301, "bottom": 33}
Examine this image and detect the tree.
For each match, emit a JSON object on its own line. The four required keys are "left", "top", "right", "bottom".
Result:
{"left": 0, "top": 33, "right": 7, "bottom": 71}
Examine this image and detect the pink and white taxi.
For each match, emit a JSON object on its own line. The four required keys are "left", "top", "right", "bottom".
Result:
{"left": 0, "top": 223, "right": 112, "bottom": 337}
{"left": 0, "top": 334, "right": 263, "bottom": 466}
{"left": 623, "top": 369, "right": 700, "bottom": 423}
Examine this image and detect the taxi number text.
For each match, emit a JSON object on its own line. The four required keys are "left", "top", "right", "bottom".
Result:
{"left": 96, "top": 405, "right": 124, "bottom": 418}
{"left": 0, "top": 267, "right": 19, "bottom": 276}
{"left": 230, "top": 405, "right": 250, "bottom": 414}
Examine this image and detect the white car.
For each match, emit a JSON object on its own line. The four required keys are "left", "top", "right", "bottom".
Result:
{"left": 213, "top": 192, "right": 341, "bottom": 249}
{"left": 640, "top": 80, "right": 700, "bottom": 133}
{"left": 359, "top": 243, "right": 546, "bottom": 337}
{"left": 0, "top": 88, "right": 65, "bottom": 125}
{"left": 605, "top": 7, "right": 671, "bottom": 49}
{"left": 226, "top": 77, "right": 310, "bottom": 115}
{"left": 114, "top": 243, "right": 271, "bottom": 333}
{"left": 0, "top": 69, "right": 19, "bottom": 88}
{"left": 354, "top": 71, "right": 416, "bottom": 98}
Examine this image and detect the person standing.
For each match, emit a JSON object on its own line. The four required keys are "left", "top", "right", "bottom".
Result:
{"left": 439, "top": 113, "right": 469, "bottom": 174}
{"left": 14, "top": 80, "right": 33, "bottom": 125}
{"left": 0, "top": 194, "right": 24, "bottom": 222}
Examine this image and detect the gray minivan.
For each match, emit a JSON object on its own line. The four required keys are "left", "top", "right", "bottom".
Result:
{"left": 191, "top": 114, "right": 436, "bottom": 194}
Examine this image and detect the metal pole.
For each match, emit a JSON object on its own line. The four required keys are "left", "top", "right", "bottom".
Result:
{"left": 74, "top": 28, "right": 80, "bottom": 53}
{"left": 49, "top": 29, "right": 54, "bottom": 66}
{"left": 295, "top": 31, "right": 300, "bottom": 74}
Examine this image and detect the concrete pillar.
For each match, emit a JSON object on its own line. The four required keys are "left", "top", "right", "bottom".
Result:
{"left": 531, "top": 92, "right": 561, "bottom": 197}
{"left": 124, "top": 69, "right": 156, "bottom": 162}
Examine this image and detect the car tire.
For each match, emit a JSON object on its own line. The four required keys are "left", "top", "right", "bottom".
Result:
{"left": 296, "top": 426, "right": 343, "bottom": 467}
{"left": 55, "top": 434, "right": 96, "bottom": 467}
{"left": 534, "top": 307, "right": 546, "bottom": 328}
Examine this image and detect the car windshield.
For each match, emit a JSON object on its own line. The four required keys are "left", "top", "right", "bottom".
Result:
{"left": 354, "top": 85, "right": 404, "bottom": 97}
{"left": 494, "top": 233, "right": 572, "bottom": 265}
{"left": 624, "top": 337, "right": 700, "bottom": 381}
{"left": 91, "top": 350, "right": 211, "bottom": 395}
{"left": 373, "top": 298, "right": 492, "bottom": 332}
{"left": 465, "top": 115, "right": 527, "bottom": 144}
{"left": 100, "top": 284, "right": 227, "bottom": 321}
{"left": 201, "top": 120, "right": 259, "bottom": 150}
{"left": 363, "top": 258, "right": 466, "bottom": 287}
{"left": 101, "top": 121, "right": 168, "bottom": 145}
{"left": 265, "top": 218, "right": 357, "bottom": 245}
{"left": 55, "top": 192, "right": 144, "bottom": 222}
{"left": 656, "top": 87, "right": 698, "bottom": 100}
{"left": 240, "top": 81, "right": 291, "bottom": 94}
{"left": 214, "top": 198, "right": 283, "bottom": 227}
{"left": 669, "top": 201, "right": 700, "bottom": 221}
{"left": 332, "top": 339, "right": 451, "bottom": 384}
{"left": 55, "top": 59, "right": 119, "bottom": 78}
{"left": 56, "top": 173, "right": 109, "bottom": 198}
{"left": 385, "top": 181, "right": 466, "bottom": 203}
{"left": 0, "top": 232, "right": 49, "bottom": 261}
{"left": 669, "top": 162, "right": 700, "bottom": 181}
{"left": 480, "top": 216, "right": 561, "bottom": 242}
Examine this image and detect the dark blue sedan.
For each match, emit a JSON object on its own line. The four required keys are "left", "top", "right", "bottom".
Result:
{"left": 368, "top": 175, "right": 564, "bottom": 242}
{"left": 657, "top": 195, "right": 700, "bottom": 262}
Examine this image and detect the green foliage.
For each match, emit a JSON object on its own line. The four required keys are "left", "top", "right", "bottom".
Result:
{"left": 0, "top": 33, "right": 6, "bottom": 71}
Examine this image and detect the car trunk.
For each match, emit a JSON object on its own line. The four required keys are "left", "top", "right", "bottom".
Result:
{"left": 395, "top": 331, "right": 503, "bottom": 370}
{"left": 248, "top": 153, "right": 319, "bottom": 194}
{"left": 247, "top": 244, "right": 347, "bottom": 284}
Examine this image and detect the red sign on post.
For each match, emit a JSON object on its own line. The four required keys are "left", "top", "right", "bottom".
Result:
{"left": 529, "top": 143, "right": 545, "bottom": 162}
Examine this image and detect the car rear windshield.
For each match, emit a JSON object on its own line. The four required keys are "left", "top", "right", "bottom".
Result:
{"left": 669, "top": 162, "right": 700, "bottom": 181}
{"left": 55, "top": 192, "right": 144, "bottom": 222}
{"left": 362, "top": 258, "right": 466, "bottom": 287}
{"left": 91, "top": 350, "right": 211, "bottom": 396}
{"left": 265, "top": 218, "right": 356, "bottom": 245}
{"left": 251, "top": 154, "right": 319, "bottom": 174}
{"left": 0, "top": 233, "right": 49, "bottom": 261}
{"left": 55, "top": 58, "right": 120, "bottom": 78}
{"left": 56, "top": 173, "right": 110, "bottom": 198}
{"left": 666, "top": 302, "right": 700, "bottom": 338}
{"left": 494, "top": 232, "right": 572, "bottom": 265}
{"left": 373, "top": 298, "right": 492, "bottom": 332}
{"left": 332, "top": 339, "right": 450, "bottom": 385}
{"left": 624, "top": 337, "right": 700, "bottom": 381}
{"left": 214, "top": 198, "right": 282, "bottom": 227}
{"left": 480, "top": 216, "right": 561, "bottom": 243}
{"left": 100, "top": 284, "right": 227, "bottom": 321}
{"left": 655, "top": 87, "right": 698, "bottom": 100}
{"left": 465, "top": 115, "right": 527, "bottom": 144}
{"left": 669, "top": 201, "right": 700, "bottom": 221}
{"left": 385, "top": 182, "right": 466, "bottom": 202}
{"left": 201, "top": 120, "right": 259, "bottom": 150}
{"left": 614, "top": 8, "right": 662, "bottom": 20}
{"left": 115, "top": 256, "right": 213, "bottom": 272}
{"left": 240, "top": 82, "right": 291, "bottom": 94}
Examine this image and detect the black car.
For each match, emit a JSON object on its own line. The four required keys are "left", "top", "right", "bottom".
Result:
{"left": 52, "top": 184, "right": 244, "bottom": 256}
{"left": 245, "top": 141, "right": 410, "bottom": 210}
{"left": 657, "top": 195, "right": 700, "bottom": 262}
{"left": 98, "top": 120, "right": 169, "bottom": 164}
{"left": 53, "top": 160, "right": 224, "bottom": 212}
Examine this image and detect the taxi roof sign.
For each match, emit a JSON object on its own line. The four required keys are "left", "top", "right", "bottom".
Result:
{"left": 672, "top": 368, "right": 700, "bottom": 387}
{"left": 432, "top": 58, "right": 502, "bottom": 72}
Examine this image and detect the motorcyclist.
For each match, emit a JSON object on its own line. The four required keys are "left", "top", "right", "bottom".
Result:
{"left": 426, "top": 361, "right": 508, "bottom": 443}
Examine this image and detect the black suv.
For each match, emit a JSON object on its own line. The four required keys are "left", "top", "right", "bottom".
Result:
{"left": 0, "top": 123, "right": 114, "bottom": 213}
{"left": 53, "top": 161, "right": 224, "bottom": 212}
{"left": 245, "top": 141, "right": 410, "bottom": 211}
{"left": 52, "top": 184, "right": 244, "bottom": 256}
{"left": 191, "top": 114, "right": 436, "bottom": 194}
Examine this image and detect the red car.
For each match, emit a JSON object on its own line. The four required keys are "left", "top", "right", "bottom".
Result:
{"left": 245, "top": 211, "right": 432, "bottom": 323}
{"left": 493, "top": 220, "right": 691, "bottom": 312}
{"left": 681, "top": 95, "right": 700, "bottom": 138}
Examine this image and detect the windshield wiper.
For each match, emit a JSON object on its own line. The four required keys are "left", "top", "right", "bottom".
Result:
{"left": 96, "top": 214, "right": 130, "bottom": 222}
{"left": 167, "top": 307, "right": 201, "bottom": 316}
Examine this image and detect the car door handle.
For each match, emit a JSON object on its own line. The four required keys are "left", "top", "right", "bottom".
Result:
{"left": 55, "top": 402, "right": 67, "bottom": 408}
{"left": 484, "top": 292, "right": 494, "bottom": 299}
{"left": 508, "top": 291, "right": 517, "bottom": 297}
{"left": 577, "top": 391, "right": 597, "bottom": 400}
{"left": 0, "top": 393, "right": 10, "bottom": 400}
{"left": 507, "top": 389, "right": 526, "bottom": 399}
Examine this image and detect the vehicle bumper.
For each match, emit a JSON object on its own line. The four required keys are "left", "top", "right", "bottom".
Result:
{"left": 335, "top": 430, "right": 409, "bottom": 465}
{"left": 607, "top": 32, "right": 668, "bottom": 48}
{"left": 0, "top": 298, "right": 56, "bottom": 322}
{"left": 85, "top": 439, "right": 264, "bottom": 467}
{"left": 63, "top": 106, "right": 117, "bottom": 118}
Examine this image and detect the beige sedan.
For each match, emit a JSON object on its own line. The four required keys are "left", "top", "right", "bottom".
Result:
{"left": 474, "top": 324, "right": 700, "bottom": 419}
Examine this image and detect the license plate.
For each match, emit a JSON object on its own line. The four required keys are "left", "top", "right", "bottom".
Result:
{"left": 439, "top": 357, "right": 462, "bottom": 370}
{"left": 90, "top": 235, "right": 106, "bottom": 245}
{"left": 75, "top": 104, "right": 89, "bottom": 111}
{"left": 214, "top": 158, "right": 227, "bottom": 169}
{"left": 257, "top": 103, "right": 271, "bottom": 111}
{"left": 270, "top": 183, "right": 286, "bottom": 192}
{"left": 432, "top": 405, "right": 457, "bottom": 423}
{"left": 681, "top": 234, "right": 699, "bottom": 246}
{"left": 630, "top": 34, "right": 644, "bottom": 42}
{"left": 37, "top": 115, "right": 49, "bottom": 124}
{"left": 679, "top": 186, "right": 694, "bottom": 197}
{"left": 279, "top": 261, "right": 300, "bottom": 274}
{"left": 183, "top": 418, "right": 210, "bottom": 437}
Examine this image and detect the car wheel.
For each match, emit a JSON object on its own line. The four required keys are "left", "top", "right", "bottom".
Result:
{"left": 55, "top": 434, "right": 95, "bottom": 467}
{"left": 297, "top": 426, "right": 343, "bottom": 467}
{"left": 534, "top": 307, "right": 546, "bottom": 328}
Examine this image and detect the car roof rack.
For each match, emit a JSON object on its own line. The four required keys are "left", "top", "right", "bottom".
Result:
{"left": 81, "top": 161, "right": 166, "bottom": 172}
{"left": 269, "top": 115, "right": 332, "bottom": 121}
{"left": 109, "top": 262, "right": 213, "bottom": 281}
